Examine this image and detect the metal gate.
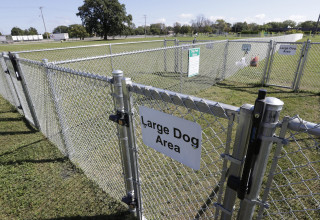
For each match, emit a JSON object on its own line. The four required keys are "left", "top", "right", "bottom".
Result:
{"left": 265, "top": 41, "right": 306, "bottom": 89}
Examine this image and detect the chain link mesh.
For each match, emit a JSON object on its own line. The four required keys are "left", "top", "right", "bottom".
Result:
{"left": 266, "top": 42, "right": 305, "bottom": 89}
{"left": 299, "top": 42, "right": 320, "bottom": 92}
{"left": 128, "top": 83, "right": 238, "bottom": 219}
{"left": 261, "top": 116, "right": 320, "bottom": 219}
{"left": 16, "top": 40, "right": 166, "bottom": 62}
{"left": 0, "top": 54, "right": 16, "bottom": 106}
{"left": 18, "top": 59, "right": 66, "bottom": 154}
{"left": 45, "top": 66, "right": 126, "bottom": 200}
{"left": 223, "top": 41, "right": 271, "bottom": 85}
{"left": 3, "top": 56, "right": 34, "bottom": 122}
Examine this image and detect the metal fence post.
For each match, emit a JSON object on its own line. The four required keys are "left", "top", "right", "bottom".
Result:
{"left": 109, "top": 44, "right": 114, "bottom": 71}
{"left": 43, "top": 59, "right": 69, "bottom": 156}
{"left": 10, "top": 53, "right": 40, "bottom": 129}
{"left": 237, "top": 96, "right": 284, "bottom": 220}
{"left": 294, "top": 40, "right": 311, "bottom": 92}
{"left": 174, "top": 39, "right": 179, "bottom": 73}
{"left": 265, "top": 42, "right": 277, "bottom": 85}
{"left": 256, "top": 116, "right": 290, "bottom": 219}
{"left": 261, "top": 40, "right": 273, "bottom": 86}
{"left": 216, "top": 103, "right": 253, "bottom": 220}
{"left": 121, "top": 77, "right": 143, "bottom": 219}
{"left": 164, "top": 39, "right": 167, "bottom": 72}
{"left": 111, "top": 70, "right": 135, "bottom": 212}
{"left": 221, "top": 40, "right": 229, "bottom": 80}
{"left": 1, "top": 52, "right": 22, "bottom": 109}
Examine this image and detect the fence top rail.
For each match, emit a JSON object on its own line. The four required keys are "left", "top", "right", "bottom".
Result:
{"left": 127, "top": 81, "right": 240, "bottom": 120}
{"left": 12, "top": 39, "right": 166, "bottom": 54}
{"left": 229, "top": 40, "right": 271, "bottom": 44}
{"left": 287, "top": 116, "right": 320, "bottom": 136}
{"left": 16, "top": 57, "right": 112, "bottom": 83}
{"left": 52, "top": 40, "right": 228, "bottom": 65}
{"left": 274, "top": 41, "right": 305, "bottom": 44}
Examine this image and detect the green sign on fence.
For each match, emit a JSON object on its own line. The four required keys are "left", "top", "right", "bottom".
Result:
{"left": 188, "top": 48, "right": 200, "bottom": 77}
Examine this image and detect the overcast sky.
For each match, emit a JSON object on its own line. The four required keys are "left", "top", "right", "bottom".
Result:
{"left": 0, "top": 0, "right": 319, "bottom": 35}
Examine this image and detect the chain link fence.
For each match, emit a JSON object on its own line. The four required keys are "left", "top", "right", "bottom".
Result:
{"left": 0, "top": 35, "right": 319, "bottom": 219}
{"left": 258, "top": 116, "right": 320, "bottom": 219}
{"left": 127, "top": 82, "right": 239, "bottom": 219}
{"left": 297, "top": 42, "right": 320, "bottom": 92}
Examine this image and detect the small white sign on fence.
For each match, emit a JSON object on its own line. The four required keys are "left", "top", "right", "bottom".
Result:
{"left": 139, "top": 106, "right": 202, "bottom": 170}
{"left": 242, "top": 44, "right": 251, "bottom": 52}
{"left": 188, "top": 48, "right": 200, "bottom": 77}
{"left": 279, "top": 45, "right": 297, "bottom": 55}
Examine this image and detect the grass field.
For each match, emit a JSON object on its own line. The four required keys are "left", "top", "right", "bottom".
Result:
{"left": 0, "top": 96, "right": 135, "bottom": 220}
{"left": 0, "top": 35, "right": 319, "bottom": 219}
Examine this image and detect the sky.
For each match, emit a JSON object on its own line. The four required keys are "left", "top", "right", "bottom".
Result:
{"left": 0, "top": 0, "right": 319, "bottom": 35}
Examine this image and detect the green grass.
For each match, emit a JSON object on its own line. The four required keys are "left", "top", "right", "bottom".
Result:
{"left": 0, "top": 35, "right": 319, "bottom": 219}
{"left": 0, "top": 97, "right": 135, "bottom": 220}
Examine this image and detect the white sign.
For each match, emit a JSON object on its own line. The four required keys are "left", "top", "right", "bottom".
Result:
{"left": 139, "top": 106, "right": 202, "bottom": 170}
{"left": 242, "top": 44, "right": 251, "bottom": 52}
{"left": 206, "top": 43, "right": 214, "bottom": 49}
{"left": 279, "top": 45, "right": 297, "bottom": 55}
{"left": 188, "top": 48, "right": 200, "bottom": 77}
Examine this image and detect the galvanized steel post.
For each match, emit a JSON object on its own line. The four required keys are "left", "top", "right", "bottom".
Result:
{"left": 294, "top": 40, "right": 311, "bottom": 92}
{"left": 217, "top": 104, "right": 253, "bottom": 220}
{"left": 261, "top": 40, "right": 273, "bottom": 86}
{"left": 221, "top": 40, "right": 229, "bottom": 80}
{"left": 121, "top": 77, "right": 143, "bottom": 219}
{"left": 43, "top": 59, "right": 69, "bottom": 156}
{"left": 109, "top": 44, "right": 114, "bottom": 71}
{"left": 237, "top": 97, "right": 284, "bottom": 220}
{"left": 112, "top": 70, "right": 135, "bottom": 211}
{"left": 11, "top": 53, "right": 40, "bottom": 129}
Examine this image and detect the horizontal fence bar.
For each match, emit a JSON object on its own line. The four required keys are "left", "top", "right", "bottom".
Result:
{"left": 52, "top": 41, "right": 226, "bottom": 65}
{"left": 14, "top": 40, "right": 166, "bottom": 54}
{"left": 128, "top": 81, "right": 240, "bottom": 119}
{"left": 52, "top": 40, "right": 228, "bottom": 65}
{"left": 287, "top": 117, "right": 320, "bottom": 136}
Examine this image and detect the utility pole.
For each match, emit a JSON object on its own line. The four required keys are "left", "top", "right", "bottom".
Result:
{"left": 144, "top": 15, "right": 147, "bottom": 38}
{"left": 314, "top": 13, "right": 320, "bottom": 37}
{"left": 39, "top": 7, "right": 49, "bottom": 40}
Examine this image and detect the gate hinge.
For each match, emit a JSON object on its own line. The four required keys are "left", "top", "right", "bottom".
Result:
{"left": 260, "top": 135, "right": 288, "bottom": 145}
{"left": 213, "top": 203, "right": 233, "bottom": 216}
{"left": 243, "top": 198, "right": 270, "bottom": 209}
{"left": 122, "top": 192, "right": 138, "bottom": 210}
{"left": 109, "top": 110, "right": 129, "bottom": 127}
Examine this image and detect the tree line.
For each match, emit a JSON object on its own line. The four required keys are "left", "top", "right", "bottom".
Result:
{"left": 6, "top": 0, "right": 319, "bottom": 39}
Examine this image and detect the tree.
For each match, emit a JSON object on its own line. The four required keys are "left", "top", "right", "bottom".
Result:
{"left": 53, "top": 25, "right": 69, "bottom": 34}
{"left": 77, "top": 0, "right": 132, "bottom": 40}
{"left": 0, "top": 32, "right": 2, "bottom": 36}
{"left": 214, "top": 19, "right": 228, "bottom": 33}
{"left": 180, "top": 25, "right": 191, "bottom": 34}
{"left": 27, "top": 27, "right": 38, "bottom": 35}
{"left": 150, "top": 23, "right": 161, "bottom": 35}
{"left": 11, "top": 27, "right": 24, "bottom": 35}
{"left": 68, "top": 24, "right": 89, "bottom": 39}
{"left": 298, "top": 20, "right": 317, "bottom": 29}
{"left": 134, "top": 26, "right": 145, "bottom": 35}
{"left": 173, "top": 22, "right": 181, "bottom": 35}
{"left": 231, "top": 22, "right": 248, "bottom": 32}
{"left": 282, "top": 20, "right": 297, "bottom": 28}
{"left": 43, "top": 32, "right": 50, "bottom": 39}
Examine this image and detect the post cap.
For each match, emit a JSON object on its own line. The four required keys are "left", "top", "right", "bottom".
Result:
{"left": 112, "top": 70, "right": 123, "bottom": 76}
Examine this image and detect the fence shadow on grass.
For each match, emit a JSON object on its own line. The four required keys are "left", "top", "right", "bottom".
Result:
{"left": 46, "top": 213, "right": 135, "bottom": 220}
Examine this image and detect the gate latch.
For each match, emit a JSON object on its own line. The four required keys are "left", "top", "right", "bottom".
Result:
{"left": 109, "top": 111, "right": 129, "bottom": 127}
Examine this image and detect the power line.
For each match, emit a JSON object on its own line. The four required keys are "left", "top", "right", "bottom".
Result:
{"left": 39, "top": 6, "right": 49, "bottom": 39}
